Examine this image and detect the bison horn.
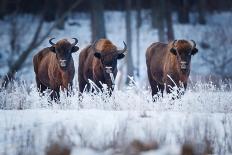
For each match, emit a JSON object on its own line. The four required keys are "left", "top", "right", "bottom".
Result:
{"left": 172, "top": 40, "right": 178, "bottom": 47}
{"left": 189, "top": 40, "right": 196, "bottom": 49}
{"left": 117, "top": 41, "right": 127, "bottom": 54}
{"left": 72, "top": 38, "right": 78, "bottom": 46}
{"left": 49, "top": 38, "right": 56, "bottom": 45}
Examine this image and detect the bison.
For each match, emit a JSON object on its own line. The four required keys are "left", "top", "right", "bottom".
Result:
{"left": 33, "top": 38, "right": 79, "bottom": 100}
{"left": 146, "top": 39, "right": 198, "bottom": 97}
{"left": 78, "top": 39, "right": 127, "bottom": 94}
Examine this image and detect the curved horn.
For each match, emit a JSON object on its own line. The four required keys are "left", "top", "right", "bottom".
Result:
{"left": 72, "top": 38, "right": 78, "bottom": 46}
{"left": 172, "top": 40, "right": 177, "bottom": 47}
{"left": 49, "top": 38, "right": 56, "bottom": 45}
{"left": 189, "top": 40, "right": 196, "bottom": 49}
{"left": 117, "top": 41, "right": 127, "bottom": 54}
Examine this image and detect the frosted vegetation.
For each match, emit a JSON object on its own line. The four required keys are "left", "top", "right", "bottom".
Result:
{"left": 0, "top": 79, "right": 232, "bottom": 155}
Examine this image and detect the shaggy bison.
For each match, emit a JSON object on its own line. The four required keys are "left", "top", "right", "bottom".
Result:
{"left": 33, "top": 38, "right": 79, "bottom": 100}
{"left": 78, "top": 39, "right": 127, "bottom": 93}
{"left": 146, "top": 39, "right": 198, "bottom": 97}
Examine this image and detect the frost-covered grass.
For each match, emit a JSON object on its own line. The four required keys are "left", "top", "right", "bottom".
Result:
{"left": 0, "top": 80, "right": 232, "bottom": 155}
{"left": 1, "top": 79, "right": 232, "bottom": 112}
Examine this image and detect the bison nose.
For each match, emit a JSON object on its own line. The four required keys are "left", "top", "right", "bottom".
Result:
{"left": 59, "top": 60, "right": 67, "bottom": 67}
{"left": 105, "top": 66, "right": 113, "bottom": 74}
{"left": 180, "top": 61, "right": 188, "bottom": 69}
{"left": 105, "top": 66, "right": 115, "bottom": 85}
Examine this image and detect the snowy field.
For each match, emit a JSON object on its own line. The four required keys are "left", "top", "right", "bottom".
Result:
{"left": 0, "top": 81, "right": 232, "bottom": 155}
{"left": 1, "top": 11, "right": 232, "bottom": 155}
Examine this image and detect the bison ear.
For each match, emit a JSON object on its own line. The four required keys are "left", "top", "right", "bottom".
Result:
{"left": 117, "top": 53, "right": 125, "bottom": 59}
{"left": 71, "top": 46, "right": 79, "bottom": 53}
{"left": 191, "top": 48, "right": 198, "bottom": 55}
{"left": 170, "top": 48, "right": 177, "bottom": 55}
{"left": 94, "top": 52, "right": 101, "bottom": 59}
{"left": 49, "top": 46, "right": 56, "bottom": 53}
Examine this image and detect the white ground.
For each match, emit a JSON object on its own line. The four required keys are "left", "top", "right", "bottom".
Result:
{"left": 0, "top": 81, "right": 232, "bottom": 155}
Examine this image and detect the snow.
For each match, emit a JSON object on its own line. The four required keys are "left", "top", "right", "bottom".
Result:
{"left": 0, "top": 109, "right": 232, "bottom": 155}
{"left": 0, "top": 11, "right": 232, "bottom": 155}
{"left": 0, "top": 81, "right": 232, "bottom": 154}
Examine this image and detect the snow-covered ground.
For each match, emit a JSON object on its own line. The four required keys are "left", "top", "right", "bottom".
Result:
{"left": 0, "top": 81, "right": 232, "bottom": 155}
{"left": 1, "top": 11, "right": 232, "bottom": 155}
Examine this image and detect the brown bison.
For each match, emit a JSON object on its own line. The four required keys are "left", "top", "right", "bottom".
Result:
{"left": 33, "top": 38, "right": 79, "bottom": 100}
{"left": 146, "top": 39, "right": 198, "bottom": 97}
{"left": 78, "top": 39, "right": 127, "bottom": 93}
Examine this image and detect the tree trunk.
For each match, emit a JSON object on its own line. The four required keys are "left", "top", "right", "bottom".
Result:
{"left": 136, "top": 0, "right": 141, "bottom": 77}
{"left": 178, "top": 0, "right": 189, "bottom": 24}
{"left": 151, "top": 0, "right": 160, "bottom": 29}
{"left": 165, "top": 0, "right": 175, "bottom": 41}
{"left": 90, "top": 0, "right": 106, "bottom": 42}
{"left": 157, "top": 0, "right": 165, "bottom": 42}
{"left": 0, "top": 0, "right": 7, "bottom": 19}
{"left": 56, "top": 0, "right": 65, "bottom": 29}
{"left": 125, "top": 0, "right": 134, "bottom": 84}
{"left": 197, "top": 0, "right": 206, "bottom": 24}
{"left": 43, "top": 0, "right": 55, "bottom": 22}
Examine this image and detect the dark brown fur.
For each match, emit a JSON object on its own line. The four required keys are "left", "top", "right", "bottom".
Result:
{"left": 146, "top": 40, "right": 198, "bottom": 97}
{"left": 33, "top": 39, "right": 79, "bottom": 100}
{"left": 78, "top": 39, "right": 126, "bottom": 93}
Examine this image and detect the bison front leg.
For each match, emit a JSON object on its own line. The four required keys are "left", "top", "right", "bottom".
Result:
{"left": 61, "top": 81, "right": 73, "bottom": 97}
{"left": 50, "top": 88, "right": 60, "bottom": 102}
{"left": 78, "top": 74, "right": 88, "bottom": 93}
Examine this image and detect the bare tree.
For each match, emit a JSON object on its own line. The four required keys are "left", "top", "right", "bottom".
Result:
{"left": 0, "top": 0, "right": 7, "bottom": 19}
{"left": 201, "top": 25, "right": 232, "bottom": 78}
{"left": 156, "top": 0, "right": 165, "bottom": 42}
{"left": 43, "top": 0, "right": 55, "bottom": 22}
{"left": 135, "top": 0, "right": 141, "bottom": 77}
{"left": 2, "top": 0, "right": 83, "bottom": 87}
{"left": 165, "top": 0, "right": 175, "bottom": 41}
{"left": 125, "top": 0, "right": 134, "bottom": 84}
{"left": 177, "top": 0, "right": 190, "bottom": 24}
{"left": 56, "top": 0, "right": 66, "bottom": 30}
{"left": 90, "top": 0, "right": 106, "bottom": 42}
{"left": 151, "top": 0, "right": 159, "bottom": 29}
{"left": 197, "top": 0, "right": 206, "bottom": 24}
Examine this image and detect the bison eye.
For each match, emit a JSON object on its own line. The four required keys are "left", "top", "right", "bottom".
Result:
{"left": 49, "top": 46, "right": 56, "bottom": 53}
{"left": 94, "top": 52, "right": 101, "bottom": 59}
{"left": 170, "top": 48, "right": 177, "bottom": 55}
{"left": 117, "top": 53, "right": 125, "bottom": 59}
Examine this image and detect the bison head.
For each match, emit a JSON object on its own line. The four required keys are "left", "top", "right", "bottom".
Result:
{"left": 170, "top": 40, "right": 198, "bottom": 73}
{"left": 92, "top": 40, "right": 127, "bottom": 89}
{"left": 49, "top": 38, "right": 79, "bottom": 70}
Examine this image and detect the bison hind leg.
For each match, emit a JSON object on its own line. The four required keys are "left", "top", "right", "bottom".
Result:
{"left": 36, "top": 76, "right": 47, "bottom": 95}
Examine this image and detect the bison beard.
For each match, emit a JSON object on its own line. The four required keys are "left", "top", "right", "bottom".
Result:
{"left": 146, "top": 39, "right": 198, "bottom": 99}
{"left": 33, "top": 38, "right": 79, "bottom": 101}
{"left": 78, "top": 39, "right": 127, "bottom": 95}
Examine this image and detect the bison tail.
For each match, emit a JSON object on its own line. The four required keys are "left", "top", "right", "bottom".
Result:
{"left": 33, "top": 54, "right": 39, "bottom": 74}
